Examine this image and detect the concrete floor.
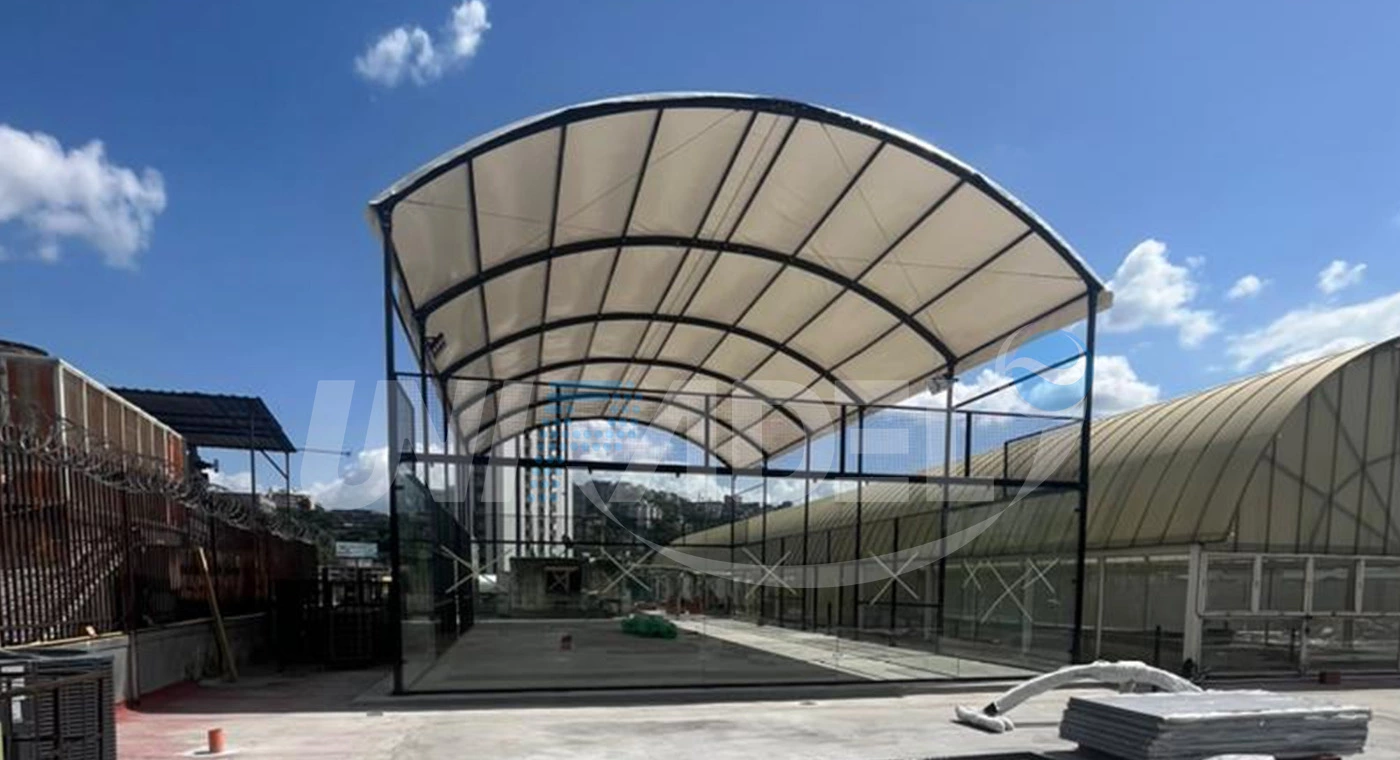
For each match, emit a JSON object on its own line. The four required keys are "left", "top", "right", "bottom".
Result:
{"left": 671, "top": 616, "right": 1034, "bottom": 680}
{"left": 407, "top": 618, "right": 857, "bottom": 691}
{"left": 116, "top": 669, "right": 1400, "bottom": 759}
{"left": 406, "top": 615, "right": 1033, "bottom": 692}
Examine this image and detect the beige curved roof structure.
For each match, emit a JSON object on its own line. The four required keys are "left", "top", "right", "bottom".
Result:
{"left": 669, "top": 337, "right": 1400, "bottom": 558}
{"left": 370, "top": 93, "right": 1109, "bottom": 467}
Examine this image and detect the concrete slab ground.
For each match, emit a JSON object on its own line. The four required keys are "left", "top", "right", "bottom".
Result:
{"left": 404, "top": 615, "right": 1031, "bottom": 691}
{"left": 671, "top": 616, "right": 1034, "bottom": 680}
{"left": 406, "top": 618, "right": 861, "bottom": 691}
{"left": 117, "top": 668, "right": 1400, "bottom": 759}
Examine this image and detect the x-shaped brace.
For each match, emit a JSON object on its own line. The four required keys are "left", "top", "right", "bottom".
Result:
{"left": 439, "top": 545, "right": 500, "bottom": 595}
{"left": 741, "top": 548, "right": 795, "bottom": 598}
{"left": 599, "top": 547, "right": 654, "bottom": 593}
{"left": 866, "top": 551, "right": 920, "bottom": 606}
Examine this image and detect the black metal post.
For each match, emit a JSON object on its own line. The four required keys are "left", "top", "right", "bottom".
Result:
{"left": 728, "top": 473, "right": 737, "bottom": 615}
{"left": 419, "top": 319, "right": 431, "bottom": 491}
{"left": 803, "top": 437, "right": 811, "bottom": 630}
{"left": 854, "top": 406, "right": 864, "bottom": 636}
{"left": 379, "top": 209, "right": 406, "bottom": 694}
{"left": 760, "top": 458, "right": 769, "bottom": 622}
{"left": 838, "top": 405, "right": 848, "bottom": 475}
{"left": 962, "top": 410, "right": 973, "bottom": 477}
{"left": 703, "top": 394, "right": 711, "bottom": 468}
{"left": 514, "top": 438, "right": 523, "bottom": 558}
{"left": 937, "top": 368, "right": 954, "bottom": 648}
{"left": 1071, "top": 290, "right": 1099, "bottom": 663}
{"left": 120, "top": 483, "right": 141, "bottom": 704}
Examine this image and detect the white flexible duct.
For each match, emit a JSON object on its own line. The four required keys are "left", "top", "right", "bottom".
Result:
{"left": 954, "top": 660, "right": 1201, "bottom": 733}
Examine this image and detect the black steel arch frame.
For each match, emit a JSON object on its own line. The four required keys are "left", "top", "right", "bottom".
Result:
{"left": 412, "top": 236, "right": 956, "bottom": 365}
{"left": 380, "top": 94, "right": 1109, "bottom": 471}
{"left": 375, "top": 93, "right": 1107, "bottom": 695}
{"left": 497, "top": 415, "right": 734, "bottom": 469}
{"left": 370, "top": 94, "right": 1102, "bottom": 292}
{"left": 464, "top": 390, "right": 764, "bottom": 465}
{"left": 450, "top": 356, "right": 810, "bottom": 444}
{"left": 441, "top": 311, "right": 865, "bottom": 403}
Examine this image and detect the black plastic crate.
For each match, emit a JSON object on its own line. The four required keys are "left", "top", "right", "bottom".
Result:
{"left": 0, "top": 649, "right": 115, "bottom": 760}
{"left": 7, "top": 735, "right": 105, "bottom": 760}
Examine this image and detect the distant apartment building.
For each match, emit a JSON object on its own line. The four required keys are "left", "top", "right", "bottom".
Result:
{"left": 472, "top": 433, "right": 575, "bottom": 573}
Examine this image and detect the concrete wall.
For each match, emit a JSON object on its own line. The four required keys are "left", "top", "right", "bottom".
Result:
{"left": 508, "top": 558, "right": 591, "bottom": 617}
{"left": 28, "top": 613, "right": 269, "bottom": 704}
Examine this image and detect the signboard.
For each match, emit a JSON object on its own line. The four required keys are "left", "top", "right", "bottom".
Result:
{"left": 335, "top": 541, "right": 378, "bottom": 560}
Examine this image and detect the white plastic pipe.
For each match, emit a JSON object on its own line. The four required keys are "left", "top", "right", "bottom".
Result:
{"left": 954, "top": 660, "right": 1201, "bottom": 733}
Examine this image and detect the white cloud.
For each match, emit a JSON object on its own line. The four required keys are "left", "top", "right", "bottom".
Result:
{"left": 1227, "top": 289, "right": 1400, "bottom": 371}
{"left": 205, "top": 468, "right": 253, "bottom": 492}
{"left": 1101, "top": 239, "right": 1218, "bottom": 347}
{"left": 1226, "top": 274, "right": 1265, "bottom": 300}
{"left": 903, "top": 368, "right": 1037, "bottom": 414}
{"left": 446, "top": 0, "right": 490, "bottom": 59}
{"left": 1317, "top": 259, "right": 1366, "bottom": 295}
{"left": 902, "top": 355, "right": 1159, "bottom": 418}
{"left": 0, "top": 125, "right": 166, "bottom": 268}
{"left": 1088, "top": 355, "right": 1162, "bottom": 415}
{"left": 355, "top": 0, "right": 490, "bottom": 87}
{"left": 1029, "top": 354, "right": 1160, "bottom": 416}
{"left": 304, "top": 446, "right": 392, "bottom": 511}
{"left": 570, "top": 419, "right": 674, "bottom": 463}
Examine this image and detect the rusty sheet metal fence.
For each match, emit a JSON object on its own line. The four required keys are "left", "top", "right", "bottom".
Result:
{"left": 0, "top": 409, "right": 319, "bottom": 647}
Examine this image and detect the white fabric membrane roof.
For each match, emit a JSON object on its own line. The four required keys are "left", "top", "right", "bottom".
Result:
{"left": 371, "top": 93, "right": 1109, "bottom": 468}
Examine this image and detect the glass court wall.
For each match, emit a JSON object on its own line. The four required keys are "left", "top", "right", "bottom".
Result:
{"left": 386, "top": 362, "right": 1099, "bottom": 693}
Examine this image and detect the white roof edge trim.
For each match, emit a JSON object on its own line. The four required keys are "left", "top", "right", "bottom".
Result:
{"left": 372, "top": 93, "right": 1115, "bottom": 466}
{"left": 366, "top": 91, "right": 1107, "bottom": 291}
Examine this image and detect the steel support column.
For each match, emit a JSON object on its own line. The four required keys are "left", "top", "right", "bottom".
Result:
{"left": 854, "top": 406, "right": 864, "bottom": 635}
{"left": 803, "top": 437, "right": 811, "bottom": 630}
{"left": 379, "top": 210, "right": 405, "bottom": 695}
{"left": 761, "top": 459, "right": 769, "bottom": 621}
{"left": 728, "top": 473, "right": 737, "bottom": 615}
{"left": 1070, "top": 289, "right": 1099, "bottom": 663}
{"left": 418, "top": 319, "right": 431, "bottom": 491}
{"left": 937, "top": 370, "right": 954, "bottom": 648}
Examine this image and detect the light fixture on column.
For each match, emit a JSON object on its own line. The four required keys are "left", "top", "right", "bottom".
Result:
{"left": 926, "top": 373, "right": 958, "bottom": 395}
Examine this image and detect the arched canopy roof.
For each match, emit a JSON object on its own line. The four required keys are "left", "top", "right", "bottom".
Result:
{"left": 371, "top": 93, "right": 1109, "bottom": 466}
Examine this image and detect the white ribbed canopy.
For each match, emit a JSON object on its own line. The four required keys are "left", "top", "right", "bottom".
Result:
{"left": 370, "top": 93, "right": 1109, "bottom": 467}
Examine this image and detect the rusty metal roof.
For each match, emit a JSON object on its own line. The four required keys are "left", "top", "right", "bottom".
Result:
{"left": 111, "top": 388, "right": 295, "bottom": 452}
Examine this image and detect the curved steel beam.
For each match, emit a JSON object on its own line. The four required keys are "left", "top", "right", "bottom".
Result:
{"left": 467, "top": 393, "right": 759, "bottom": 462}
{"left": 370, "top": 94, "right": 1102, "bottom": 294}
{"left": 413, "top": 235, "right": 956, "bottom": 365}
{"left": 449, "top": 356, "right": 807, "bottom": 437}
{"left": 440, "top": 312, "right": 864, "bottom": 404}
{"left": 466, "top": 392, "right": 761, "bottom": 465}
{"left": 484, "top": 415, "right": 734, "bottom": 469}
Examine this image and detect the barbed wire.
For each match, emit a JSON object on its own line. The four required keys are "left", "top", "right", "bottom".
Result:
{"left": 1, "top": 394, "right": 330, "bottom": 548}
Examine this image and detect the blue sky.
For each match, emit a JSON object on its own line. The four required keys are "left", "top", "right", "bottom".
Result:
{"left": 3, "top": 1, "right": 1399, "bottom": 505}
